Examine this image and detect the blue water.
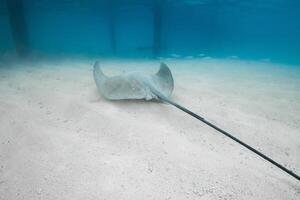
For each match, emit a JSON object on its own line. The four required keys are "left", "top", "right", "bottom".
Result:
{"left": 1, "top": 0, "right": 300, "bottom": 65}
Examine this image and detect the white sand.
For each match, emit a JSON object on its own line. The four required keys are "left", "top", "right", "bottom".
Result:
{"left": 0, "top": 58, "right": 299, "bottom": 199}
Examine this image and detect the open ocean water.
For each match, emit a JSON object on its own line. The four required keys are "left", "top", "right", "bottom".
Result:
{"left": 0, "top": 0, "right": 300, "bottom": 64}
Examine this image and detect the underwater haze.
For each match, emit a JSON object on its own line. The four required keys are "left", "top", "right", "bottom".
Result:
{"left": 0, "top": 0, "right": 300, "bottom": 64}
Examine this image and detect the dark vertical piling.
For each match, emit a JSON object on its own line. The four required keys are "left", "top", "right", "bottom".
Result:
{"left": 153, "top": 0, "right": 162, "bottom": 57}
{"left": 6, "top": 0, "right": 28, "bottom": 57}
{"left": 108, "top": 0, "right": 116, "bottom": 55}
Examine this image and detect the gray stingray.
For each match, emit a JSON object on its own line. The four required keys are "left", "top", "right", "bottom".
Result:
{"left": 92, "top": 61, "right": 299, "bottom": 181}
{"left": 93, "top": 61, "right": 173, "bottom": 101}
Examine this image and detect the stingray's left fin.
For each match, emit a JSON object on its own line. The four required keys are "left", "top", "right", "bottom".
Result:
{"left": 93, "top": 61, "right": 108, "bottom": 89}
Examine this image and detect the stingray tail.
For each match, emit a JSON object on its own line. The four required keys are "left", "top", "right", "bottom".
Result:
{"left": 151, "top": 88, "right": 300, "bottom": 181}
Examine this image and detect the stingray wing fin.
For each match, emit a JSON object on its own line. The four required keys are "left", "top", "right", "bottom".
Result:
{"left": 93, "top": 61, "right": 108, "bottom": 89}
{"left": 153, "top": 62, "right": 174, "bottom": 97}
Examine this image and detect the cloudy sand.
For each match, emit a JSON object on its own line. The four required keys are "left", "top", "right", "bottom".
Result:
{"left": 0, "top": 58, "right": 299, "bottom": 199}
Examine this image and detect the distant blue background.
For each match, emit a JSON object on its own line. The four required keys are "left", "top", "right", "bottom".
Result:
{"left": 1, "top": 0, "right": 300, "bottom": 64}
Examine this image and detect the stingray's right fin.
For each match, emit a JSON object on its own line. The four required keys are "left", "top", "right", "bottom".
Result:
{"left": 153, "top": 62, "right": 174, "bottom": 97}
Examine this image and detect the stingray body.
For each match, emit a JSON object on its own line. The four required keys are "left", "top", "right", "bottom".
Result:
{"left": 92, "top": 61, "right": 300, "bottom": 181}
{"left": 93, "top": 61, "right": 174, "bottom": 100}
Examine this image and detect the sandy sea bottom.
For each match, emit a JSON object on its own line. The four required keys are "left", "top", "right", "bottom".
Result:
{"left": 0, "top": 58, "right": 299, "bottom": 199}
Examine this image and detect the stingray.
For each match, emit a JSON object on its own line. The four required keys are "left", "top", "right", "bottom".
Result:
{"left": 93, "top": 61, "right": 173, "bottom": 101}
{"left": 93, "top": 61, "right": 299, "bottom": 181}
